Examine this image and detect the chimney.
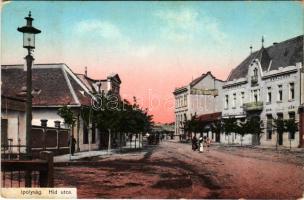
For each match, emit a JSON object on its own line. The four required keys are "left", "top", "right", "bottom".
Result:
{"left": 250, "top": 45, "right": 253, "bottom": 54}
{"left": 40, "top": 119, "right": 48, "bottom": 127}
{"left": 85, "top": 66, "right": 87, "bottom": 76}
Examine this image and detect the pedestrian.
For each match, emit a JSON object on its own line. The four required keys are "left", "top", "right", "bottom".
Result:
{"left": 199, "top": 135, "right": 204, "bottom": 153}
{"left": 68, "top": 135, "right": 76, "bottom": 156}
{"left": 192, "top": 136, "right": 198, "bottom": 151}
{"left": 207, "top": 137, "right": 211, "bottom": 151}
{"left": 203, "top": 136, "right": 208, "bottom": 152}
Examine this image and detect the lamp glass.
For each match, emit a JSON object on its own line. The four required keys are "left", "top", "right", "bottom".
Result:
{"left": 23, "top": 32, "right": 35, "bottom": 48}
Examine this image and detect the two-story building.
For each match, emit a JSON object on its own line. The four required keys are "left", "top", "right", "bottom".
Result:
{"left": 222, "top": 35, "right": 303, "bottom": 147}
{"left": 173, "top": 71, "right": 224, "bottom": 141}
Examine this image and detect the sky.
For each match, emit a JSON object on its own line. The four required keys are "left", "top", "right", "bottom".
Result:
{"left": 1, "top": 1, "right": 303, "bottom": 123}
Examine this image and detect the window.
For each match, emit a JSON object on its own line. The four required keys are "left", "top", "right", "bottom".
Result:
{"left": 184, "top": 95, "right": 187, "bottom": 106}
{"left": 288, "top": 112, "right": 296, "bottom": 139}
{"left": 266, "top": 115, "right": 273, "bottom": 140}
{"left": 240, "top": 92, "right": 245, "bottom": 106}
{"left": 289, "top": 112, "right": 295, "bottom": 119}
{"left": 83, "top": 124, "right": 89, "bottom": 144}
{"left": 267, "top": 87, "right": 272, "bottom": 103}
{"left": 225, "top": 95, "right": 229, "bottom": 109}
{"left": 289, "top": 83, "right": 295, "bottom": 100}
{"left": 233, "top": 93, "right": 236, "bottom": 108}
{"left": 254, "top": 90, "right": 258, "bottom": 103}
{"left": 92, "top": 123, "right": 96, "bottom": 144}
{"left": 278, "top": 85, "right": 283, "bottom": 101}
{"left": 253, "top": 68, "right": 258, "bottom": 77}
{"left": 1, "top": 119, "right": 8, "bottom": 147}
{"left": 277, "top": 113, "right": 283, "bottom": 120}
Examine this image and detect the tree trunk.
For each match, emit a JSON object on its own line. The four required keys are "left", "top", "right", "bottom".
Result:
{"left": 135, "top": 133, "right": 137, "bottom": 149}
{"left": 130, "top": 134, "right": 132, "bottom": 149}
{"left": 108, "top": 129, "right": 111, "bottom": 155}
{"left": 276, "top": 132, "right": 278, "bottom": 150}
{"left": 120, "top": 132, "right": 122, "bottom": 153}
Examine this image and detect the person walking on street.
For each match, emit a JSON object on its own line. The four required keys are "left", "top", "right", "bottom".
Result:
{"left": 206, "top": 137, "right": 211, "bottom": 151}
{"left": 199, "top": 135, "right": 204, "bottom": 153}
{"left": 203, "top": 136, "right": 208, "bottom": 152}
{"left": 192, "top": 136, "right": 198, "bottom": 151}
{"left": 68, "top": 135, "right": 76, "bottom": 156}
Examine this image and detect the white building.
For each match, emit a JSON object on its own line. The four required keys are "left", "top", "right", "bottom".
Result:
{"left": 1, "top": 63, "right": 122, "bottom": 152}
{"left": 173, "top": 71, "right": 224, "bottom": 140}
{"left": 222, "top": 35, "right": 303, "bottom": 147}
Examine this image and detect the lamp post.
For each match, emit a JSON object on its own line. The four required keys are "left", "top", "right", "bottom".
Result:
{"left": 17, "top": 11, "right": 41, "bottom": 157}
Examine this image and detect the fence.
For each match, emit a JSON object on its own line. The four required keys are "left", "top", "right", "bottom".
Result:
{"left": 1, "top": 151, "right": 53, "bottom": 187}
{"left": 31, "top": 125, "right": 70, "bottom": 157}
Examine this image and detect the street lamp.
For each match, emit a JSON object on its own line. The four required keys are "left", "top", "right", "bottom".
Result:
{"left": 17, "top": 11, "right": 41, "bottom": 156}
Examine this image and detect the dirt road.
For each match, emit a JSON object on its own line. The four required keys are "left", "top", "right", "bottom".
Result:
{"left": 54, "top": 141, "right": 304, "bottom": 199}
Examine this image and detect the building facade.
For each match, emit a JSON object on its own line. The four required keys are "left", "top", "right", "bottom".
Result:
{"left": 173, "top": 71, "right": 224, "bottom": 140}
{"left": 1, "top": 63, "right": 122, "bottom": 152}
{"left": 222, "top": 35, "right": 303, "bottom": 147}
{"left": 1, "top": 96, "right": 26, "bottom": 152}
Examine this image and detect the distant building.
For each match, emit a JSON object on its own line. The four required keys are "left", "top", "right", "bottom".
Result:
{"left": 76, "top": 69, "right": 122, "bottom": 149}
{"left": 222, "top": 35, "right": 303, "bottom": 147}
{"left": 76, "top": 70, "right": 121, "bottom": 97}
{"left": 173, "top": 71, "right": 224, "bottom": 140}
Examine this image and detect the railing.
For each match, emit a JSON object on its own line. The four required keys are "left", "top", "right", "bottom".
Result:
{"left": 243, "top": 101, "right": 263, "bottom": 112}
{"left": 1, "top": 144, "right": 27, "bottom": 160}
{"left": 1, "top": 151, "right": 53, "bottom": 188}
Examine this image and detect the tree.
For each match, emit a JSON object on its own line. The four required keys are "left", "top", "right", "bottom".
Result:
{"left": 94, "top": 94, "right": 153, "bottom": 150}
{"left": 235, "top": 121, "right": 248, "bottom": 146}
{"left": 284, "top": 118, "right": 298, "bottom": 149}
{"left": 57, "top": 106, "right": 77, "bottom": 159}
{"left": 273, "top": 118, "right": 285, "bottom": 149}
{"left": 57, "top": 106, "right": 76, "bottom": 128}
{"left": 222, "top": 118, "right": 237, "bottom": 144}
{"left": 246, "top": 117, "right": 263, "bottom": 145}
{"left": 184, "top": 114, "right": 199, "bottom": 141}
{"left": 211, "top": 120, "right": 223, "bottom": 143}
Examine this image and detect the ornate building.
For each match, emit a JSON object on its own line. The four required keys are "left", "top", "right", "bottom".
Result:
{"left": 173, "top": 71, "right": 224, "bottom": 140}
{"left": 222, "top": 35, "right": 303, "bottom": 147}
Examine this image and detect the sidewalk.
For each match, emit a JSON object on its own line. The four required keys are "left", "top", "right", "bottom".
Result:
{"left": 167, "top": 139, "right": 304, "bottom": 153}
{"left": 54, "top": 149, "right": 115, "bottom": 162}
{"left": 54, "top": 140, "right": 145, "bottom": 163}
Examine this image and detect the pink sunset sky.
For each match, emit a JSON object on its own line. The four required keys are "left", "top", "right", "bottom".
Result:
{"left": 2, "top": 2, "right": 302, "bottom": 123}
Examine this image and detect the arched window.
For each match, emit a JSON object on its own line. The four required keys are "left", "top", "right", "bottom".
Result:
{"left": 253, "top": 68, "right": 258, "bottom": 77}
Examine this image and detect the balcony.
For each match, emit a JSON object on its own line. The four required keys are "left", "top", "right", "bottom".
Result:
{"left": 251, "top": 75, "right": 258, "bottom": 85}
{"left": 243, "top": 101, "right": 263, "bottom": 112}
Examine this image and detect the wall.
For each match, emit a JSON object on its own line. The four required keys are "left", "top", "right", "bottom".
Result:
{"left": 1, "top": 110, "right": 26, "bottom": 147}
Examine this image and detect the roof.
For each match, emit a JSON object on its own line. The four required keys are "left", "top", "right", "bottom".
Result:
{"left": 1, "top": 95, "right": 26, "bottom": 112}
{"left": 228, "top": 35, "right": 303, "bottom": 81}
{"left": 1, "top": 64, "right": 93, "bottom": 107}
{"left": 174, "top": 71, "right": 223, "bottom": 95}
{"left": 76, "top": 72, "right": 121, "bottom": 94}
{"left": 76, "top": 74, "right": 98, "bottom": 93}
{"left": 197, "top": 112, "right": 221, "bottom": 122}
{"left": 190, "top": 71, "right": 224, "bottom": 87}
{"left": 107, "top": 73, "right": 121, "bottom": 84}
